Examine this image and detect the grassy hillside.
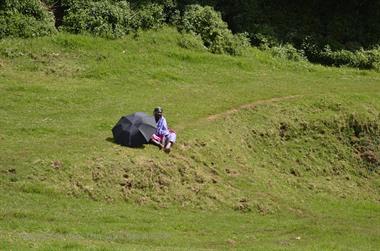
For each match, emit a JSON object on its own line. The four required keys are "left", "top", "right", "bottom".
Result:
{"left": 1, "top": 27, "right": 379, "bottom": 250}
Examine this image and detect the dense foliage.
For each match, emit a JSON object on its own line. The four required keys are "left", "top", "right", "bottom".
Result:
{"left": 268, "top": 44, "right": 306, "bottom": 62}
{"left": 179, "top": 5, "right": 249, "bottom": 55}
{"left": 0, "top": 0, "right": 56, "bottom": 38}
{"left": 59, "top": 0, "right": 166, "bottom": 38}
{"left": 61, "top": 0, "right": 134, "bottom": 38}
{"left": 1, "top": 0, "right": 380, "bottom": 65}
{"left": 298, "top": 38, "right": 380, "bottom": 70}
{"left": 177, "top": 0, "right": 380, "bottom": 68}
{"left": 191, "top": 0, "right": 380, "bottom": 48}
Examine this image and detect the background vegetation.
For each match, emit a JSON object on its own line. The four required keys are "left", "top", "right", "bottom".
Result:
{"left": 0, "top": 0, "right": 56, "bottom": 38}
{"left": 1, "top": 0, "right": 380, "bottom": 67}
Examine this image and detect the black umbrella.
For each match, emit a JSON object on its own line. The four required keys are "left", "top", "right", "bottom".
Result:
{"left": 112, "top": 112, "right": 156, "bottom": 147}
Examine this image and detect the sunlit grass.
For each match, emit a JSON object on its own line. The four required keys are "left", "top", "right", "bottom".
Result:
{"left": 0, "top": 27, "right": 379, "bottom": 250}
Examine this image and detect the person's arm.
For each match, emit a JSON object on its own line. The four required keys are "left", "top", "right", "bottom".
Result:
{"left": 157, "top": 117, "right": 169, "bottom": 136}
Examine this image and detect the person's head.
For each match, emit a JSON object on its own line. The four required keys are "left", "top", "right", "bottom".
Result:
{"left": 153, "top": 107, "right": 163, "bottom": 120}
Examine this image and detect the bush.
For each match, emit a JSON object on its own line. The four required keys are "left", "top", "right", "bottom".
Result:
{"left": 61, "top": 0, "right": 167, "bottom": 38}
{"left": 251, "top": 33, "right": 279, "bottom": 49}
{"left": 223, "top": 32, "right": 251, "bottom": 56}
{"left": 269, "top": 44, "right": 306, "bottom": 62}
{"left": 129, "top": 0, "right": 178, "bottom": 25}
{"left": 178, "top": 33, "right": 206, "bottom": 51}
{"left": 179, "top": 5, "right": 249, "bottom": 55}
{"left": 299, "top": 36, "right": 380, "bottom": 70}
{"left": 0, "top": 0, "right": 56, "bottom": 38}
{"left": 133, "top": 3, "right": 165, "bottom": 30}
{"left": 250, "top": 24, "right": 279, "bottom": 49}
{"left": 61, "top": 0, "right": 136, "bottom": 38}
{"left": 320, "top": 46, "right": 380, "bottom": 70}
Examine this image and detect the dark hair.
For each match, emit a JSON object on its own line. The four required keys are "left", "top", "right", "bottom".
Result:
{"left": 153, "top": 107, "right": 163, "bottom": 113}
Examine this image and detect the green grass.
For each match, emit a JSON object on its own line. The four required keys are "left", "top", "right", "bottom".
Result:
{"left": 1, "top": 27, "right": 380, "bottom": 250}
{"left": 1, "top": 191, "right": 379, "bottom": 250}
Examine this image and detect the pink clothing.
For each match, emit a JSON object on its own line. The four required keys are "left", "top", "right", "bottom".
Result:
{"left": 152, "top": 116, "right": 176, "bottom": 143}
{"left": 151, "top": 133, "right": 164, "bottom": 142}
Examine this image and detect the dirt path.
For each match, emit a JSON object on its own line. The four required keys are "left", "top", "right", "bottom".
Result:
{"left": 175, "top": 95, "right": 301, "bottom": 132}
{"left": 206, "top": 95, "right": 301, "bottom": 121}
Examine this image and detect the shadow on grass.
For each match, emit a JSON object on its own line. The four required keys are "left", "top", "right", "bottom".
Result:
{"left": 105, "top": 137, "right": 146, "bottom": 149}
{"left": 106, "top": 137, "right": 115, "bottom": 144}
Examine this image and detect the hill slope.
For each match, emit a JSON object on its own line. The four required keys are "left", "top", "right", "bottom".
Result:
{"left": 0, "top": 28, "right": 379, "bottom": 250}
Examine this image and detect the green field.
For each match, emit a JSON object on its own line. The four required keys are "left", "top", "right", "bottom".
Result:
{"left": 1, "top": 28, "right": 379, "bottom": 250}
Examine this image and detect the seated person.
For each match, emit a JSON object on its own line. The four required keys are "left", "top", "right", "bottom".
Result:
{"left": 150, "top": 107, "right": 176, "bottom": 153}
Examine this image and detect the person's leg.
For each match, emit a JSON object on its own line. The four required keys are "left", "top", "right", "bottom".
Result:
{"left": 164, "top": 141, "right": 172, "bottom": 153}
{"left": 164, "top": 132, "right": 176, "bottom": 153}
{"left": 167, "top": 131, "right": 176, "bottom": 144}
{"left": 150, "top": 138, "right": 163, "bottom": 149}
{"left": 150, "top": 134, "right": 164, "bottom": 149}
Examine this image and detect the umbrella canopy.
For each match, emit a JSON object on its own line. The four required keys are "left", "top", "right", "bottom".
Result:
{"left": 112, "top": 112, "right": 156, "bottom": 147}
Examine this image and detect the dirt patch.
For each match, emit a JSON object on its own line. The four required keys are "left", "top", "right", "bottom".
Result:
{"left": 347, "top": 115, "right": 380, "bottom": 171}
{"left": 279, "top": 122, "right": 290, "bottom": 139}
{"left": 234, "top": 198, "right": 251, "bottom": 212}
{"left": 360, "top": 150, "right": 379, "bottom": 165}
{"left": 51, "top": 160, "right": 63, "bottom": 169}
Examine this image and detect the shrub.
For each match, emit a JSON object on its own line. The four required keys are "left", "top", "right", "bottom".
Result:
{"left": 129, "top": 0, "right": 178, "bottom": 25}
{"left": 222, "top": 32, "right": 251, "bottom": 56}
{"left": 320, "top": 46, "right": 380, "bottom": 70}
{"left": 61, "top": 0, "right": 134, "bottom": 38}
{"left": 61, "top": 0, "right": 167, "bottom": 38}
{"left": 269, "top": 44, "right": 306, "bottom": 62}
{"left": 299, "top": 36, "right": 380, "bottom": 70}
{"left": 303, "top": 43, "right": 380, "bottom": 70}
{"left": 0, "top": 0, "right": 56, "bottom": 38}
{"left": 250, "top": 24, "right": 279, "bottom": 49}
{"left": 133, "top": 3, "right": 165, "bottom": 30}
{"left": 300, "top": 35, "right": 323, "bottom": 63}
{"left": 179, "top": 5, "right": 249, "bottom": 55}
{"left": 178, "top": 33, "right": 206, "bottom": 51}
{"left": 251, "top": 33, "right": 279, "bottom": 49}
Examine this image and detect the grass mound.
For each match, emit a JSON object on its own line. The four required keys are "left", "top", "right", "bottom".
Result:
{"left": 110, "top": 96, "right": 380, "bottom": 211}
